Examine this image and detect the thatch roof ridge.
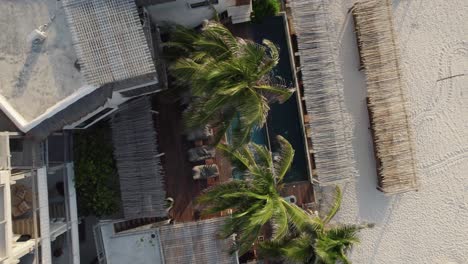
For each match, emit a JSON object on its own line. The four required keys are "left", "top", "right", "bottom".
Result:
{"left": 353, "top": 0, "right": 418, "bottom": 194}
{"left": 290, "top": 0, "right": 355, "bottom": 184}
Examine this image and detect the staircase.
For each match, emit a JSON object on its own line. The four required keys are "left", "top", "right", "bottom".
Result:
{"left": 113, "top": 217, "right": 168, "bottom": 233}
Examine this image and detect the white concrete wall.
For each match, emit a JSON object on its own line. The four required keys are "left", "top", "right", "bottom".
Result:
{"left": 147, "top": 0, "right": 238, "bottom": 28}
{"left": 0, "top": 171, "right": 12, "bottom": 263}
{"left": 37, "top": 167, "right": 52, "bottom": 264}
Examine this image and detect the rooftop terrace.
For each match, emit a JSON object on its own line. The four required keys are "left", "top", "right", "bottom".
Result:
{"left": 0, "top": 0, "right": 158, "bottom": 134}
{"left": 0, "top": 0, "right": 85, "bottom": 122}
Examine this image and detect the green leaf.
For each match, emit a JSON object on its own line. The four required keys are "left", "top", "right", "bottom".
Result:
{"left": 323, "top": 186, "right": 342, "bottom": 224}
{"left": 273, "top": 135, "right": 295, "bottom": 183}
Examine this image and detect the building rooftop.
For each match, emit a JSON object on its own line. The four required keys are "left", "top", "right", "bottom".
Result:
{"left": 96, "top": 217, "right": 238, "bottom": 264}
{"left": 0, "top": 0, "right": 85, "bottom": 122}
{"left": 0, "top": 0, "right": 157, "bottom": 132}
{"left": 62, "top": 0, "right": 156, "bottom": 86}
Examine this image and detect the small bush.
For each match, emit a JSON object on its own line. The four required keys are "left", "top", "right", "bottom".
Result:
{"left": 252, "top": 0, "right": 281, "bottom": 22}
{"left": 74, "top": 124, "right": 120, "bottom": 217}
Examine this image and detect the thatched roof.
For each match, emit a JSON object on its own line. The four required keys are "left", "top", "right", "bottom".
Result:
{"left": 62, "top": 0, "right": 157, "bottom": 86}
{"left": 289, "top": 0, "right": 354, "bottom": 184}
{"left": 111, "top": 96, "right": 167, "bottom": 219}
{"left": 352, "top": 0, "right": 418, "bottom": 194}
{"left": 159, "top": 218, "right": 238, "bottom": 264}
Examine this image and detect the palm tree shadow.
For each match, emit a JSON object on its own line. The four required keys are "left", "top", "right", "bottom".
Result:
{"left": 13, "top": 40, "right": 45, "bottom": 98}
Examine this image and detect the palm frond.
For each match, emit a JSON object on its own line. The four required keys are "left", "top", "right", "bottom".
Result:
{"left": 314, "top": 242, "right": 339, "bottom": 264}
{"left": 254, "top": 84, "right": 295, "bottom": 103}
{"left": 229, "top": 118, "right": 255, "bottom": 147}
{"left": 273, "top": 135, "right": 295, "bottom": 183}
{"left": 271, "top": 200, "right": 289, "bottom": 240}
{"left": 282, "top": 235, "right": 315, "bottom": 263}
{"left": 257, "top": 240, "right": 288, "bottom": 260}
{"left": 282, "top": 200, "right": 315, "bottom": 231}
{"left": 262, "top": 39, "right": 280, "bottom": 64}
{"left": 251, "top": 143, "right": 273, "bottom": 169}
{"left": 326, "top": 224, "right": 361, "bottom": 245}
{"left": 323, "top": 186, "right": 342, "bottom": 224}
{"left": 196, "top": 180, "right": 248, "bottom": 205}
{"left": 217, "top": 144, "right": 253, "bottom": 171}
{"left": 170, "top": 58, "right": 202, "bottom": 84}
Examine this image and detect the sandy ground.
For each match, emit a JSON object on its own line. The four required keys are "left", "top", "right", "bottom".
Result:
{"left": 316, "top": 0, "right": 468, "bottom": 263}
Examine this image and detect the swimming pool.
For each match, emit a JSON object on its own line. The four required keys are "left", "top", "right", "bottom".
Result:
{"left": 228, "top": 16, "right": 310, "bottom": 183}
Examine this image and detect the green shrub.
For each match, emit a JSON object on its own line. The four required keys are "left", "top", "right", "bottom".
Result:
{"left": 74, "top": 124, "right": 120, "bottom": 217}
{"left": 252, "top": 0, "right": 281, "bottom": 22}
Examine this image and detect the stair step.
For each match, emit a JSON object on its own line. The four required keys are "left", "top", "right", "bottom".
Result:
{"left": 113, "top": 217, "right": 168, "bottom": 233}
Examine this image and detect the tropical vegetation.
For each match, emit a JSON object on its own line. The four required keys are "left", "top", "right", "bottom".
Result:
{"left": 197, "top": 135, "right": 368, "bottom": 262}
{"left": 74, "top": 124, "right": 120, "bottom": 217}
{"left": 259, "top": 186, "right": 371, "bottom": 264}
{"left": 252, "top": 0, "right": 281, "bottom": 22}
{"left": 166, "top": 20, "right": 367, "bottom": 264}
{"left": 166, "top": 22, "right": 294, "bottom": 146}
{"left": 197, "top": 135, "right": 310, "bottom": 255}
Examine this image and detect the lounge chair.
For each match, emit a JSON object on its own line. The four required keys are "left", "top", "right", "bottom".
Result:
{"left": 192, "top": 164, "right": 219, "bottom": 180}
{"left": 186, "top": 125, "right": 213, "bottom": 141}
{"left": 187, "top": 146, "right": 216, "bottom": 162}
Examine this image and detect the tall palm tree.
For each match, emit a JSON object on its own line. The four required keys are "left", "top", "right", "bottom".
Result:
{"left": 166, "top": 22, "right": 294, "bottom": 145}
{"left": 197, "top": 136, "right": 311, "bottom": 255}
{"left": 259, "top": 186, "right": 372, "bottom": 264}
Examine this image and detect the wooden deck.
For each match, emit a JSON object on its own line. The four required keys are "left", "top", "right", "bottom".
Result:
{"left": 152, "top": 93, "right": 232, "bottom": 222}
{"left": 280, "top": 181, "right": 315, "bottom": 209}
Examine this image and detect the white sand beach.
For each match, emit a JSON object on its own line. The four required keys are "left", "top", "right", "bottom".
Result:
{"left": 322, "top": 0, "right": 468, "bottom": 263}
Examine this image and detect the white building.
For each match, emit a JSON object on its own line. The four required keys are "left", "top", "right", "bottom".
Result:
{"left": 0, "top": 0, "right": 164, "bottom": 140}
{"left": 0, "top": 0, "right": 166, "bottom": 263}
{"left": 143, "top": 0, "right": 253, "bottom": 28}
{"left": 0, "top": 133, "right": 80, "bottom": 264}
{"left": 93, "top": 217, "right": 238, "bottom": 264}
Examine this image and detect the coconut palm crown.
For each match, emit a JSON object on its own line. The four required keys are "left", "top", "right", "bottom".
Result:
{"left": 166, "top": 22, "right": 294, "bottom": 145}
{"left": 197, "top": 136, "right": 310, "bottom": 255}
{"left": 259, "top": 186, "right": 372, "bottom": 264}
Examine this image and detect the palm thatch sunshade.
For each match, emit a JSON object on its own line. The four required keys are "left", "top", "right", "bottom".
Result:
{"left": 111, "top": 97, "right": 167, "bottom": 219}
{"left": 352, "top": 0, "right": 418, "bottom": 194}
{"left": 289, "top": 0, "right": 355, "bottom": 184}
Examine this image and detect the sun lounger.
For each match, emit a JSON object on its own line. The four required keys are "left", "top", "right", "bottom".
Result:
{"left": 192, "top": 164, "right": 219, "bottom": 180}
{"left": 186, "top": 125, "right": 213, "bottom": 141}
{"left": 188, "top": 146, "right": 216, "bottom": 162}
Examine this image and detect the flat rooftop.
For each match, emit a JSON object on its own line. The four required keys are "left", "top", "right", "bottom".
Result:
{"left": 0, "top": 0, "right": 85, "bottom": 122}
{"left": 97, "top": 217, "right": 237, "bottom": 264}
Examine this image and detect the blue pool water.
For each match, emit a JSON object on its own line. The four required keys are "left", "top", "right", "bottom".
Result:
{"left": 228, "top": 16, "right": 309, "bottom": 183}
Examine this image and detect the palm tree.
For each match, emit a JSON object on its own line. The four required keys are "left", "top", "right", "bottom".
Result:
{"left": 197, "top": 136, "right": 311, "bottom": 255}
{"left": 259, "top": 186, "right": 372, "bottom": 264}
{"left": 166, "top": 22, "right": 294, "bottom": 145}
